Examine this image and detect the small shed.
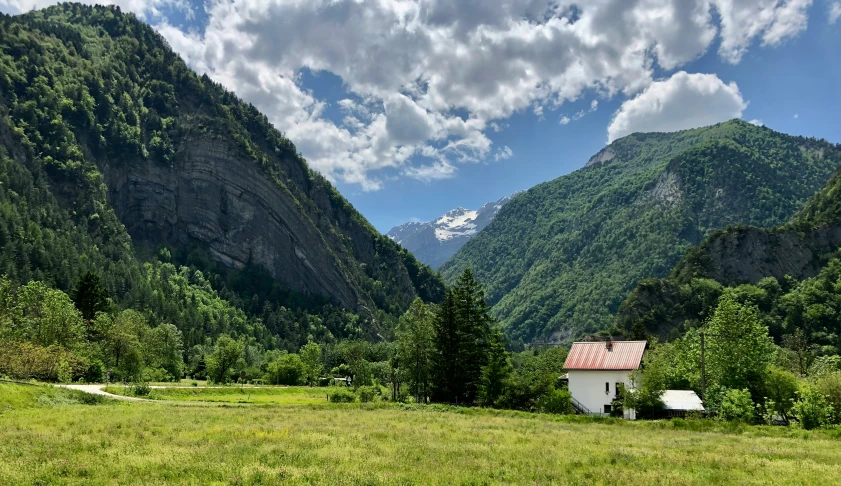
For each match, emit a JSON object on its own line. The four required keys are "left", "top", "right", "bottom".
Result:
{"left": 661, "top": 390, "right": 704, "bottom": 417}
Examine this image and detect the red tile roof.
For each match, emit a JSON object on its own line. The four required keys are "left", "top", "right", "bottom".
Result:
{"left": 563, "top": 341, "right": 646, "bottom": 370}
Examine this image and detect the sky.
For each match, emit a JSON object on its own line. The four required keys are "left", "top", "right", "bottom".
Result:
{"left": 2, "top": 1, "right": 841, "bottom": 232}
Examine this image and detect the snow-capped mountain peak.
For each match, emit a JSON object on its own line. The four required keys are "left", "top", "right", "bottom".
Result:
{"left": 386, "top": 192, "right": 520, "bottom": 268}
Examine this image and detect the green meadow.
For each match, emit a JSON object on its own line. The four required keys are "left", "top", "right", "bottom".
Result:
{"left": 1, "top": 383, "right": 841, "bottom": 485}
{"left": 103, "top": 385, "right": 332, "bottom": 405}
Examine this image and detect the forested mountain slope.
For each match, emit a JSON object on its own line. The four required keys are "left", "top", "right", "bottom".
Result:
{"left": 440, "top": 120, "right": 841, "bottom": 343}
{"left": 617, "top": 162, "right": 841, "bottom": 351}
{"left": 0, "top": 4, "right": 443, "bottom": 349}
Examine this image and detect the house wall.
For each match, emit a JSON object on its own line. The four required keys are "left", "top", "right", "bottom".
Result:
{"left": 567, "top": 370, "right": 635, "bottom": 415}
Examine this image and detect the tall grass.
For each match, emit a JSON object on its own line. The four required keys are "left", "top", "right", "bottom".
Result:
{"left": 1, "top": 385, "right": 840, "bottom": 484}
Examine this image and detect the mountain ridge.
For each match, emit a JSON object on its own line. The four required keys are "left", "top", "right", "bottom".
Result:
{"left": 387, "top": 193, "right": 519, "bottom": 269}
{"left": 440, "top": 120, "right": 841, "bottom": 343}
{"left": 0, "top": 3, "right": 444, "bottom": 347}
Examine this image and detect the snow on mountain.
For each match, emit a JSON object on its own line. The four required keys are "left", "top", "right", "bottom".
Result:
{"left": 387, "top": 193, "right": 519, "bottom": 269}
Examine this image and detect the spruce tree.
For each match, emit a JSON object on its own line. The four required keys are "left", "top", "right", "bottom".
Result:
{"left": 73, "top": 271, "right": 110, "bottom": 324}
{"left": 432, "top": 268, "right": 496, "bottom": 405}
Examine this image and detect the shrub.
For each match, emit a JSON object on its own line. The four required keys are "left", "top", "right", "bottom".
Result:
{"left": 57, "top": 360, "right": 73, "bottom": 384}
{"left": 328, "top": 388, "right": 356, "bottom": 403}
{"left": 792, "top": 387, "right": 833, "bottom": 430}
{"left": 815, "top": 372, "right": 841, "bottom": 425}
{"left": 357, "top": 386, "right": 382, "bottom": 403}
{"left": 717, "top": 389, "right": 755, "bottom": 423}
{"left": 537, "top": 389, "right": 573, "bottom": 415}
{"left": 130, "top": 382, "right": 152, "bottom": 397}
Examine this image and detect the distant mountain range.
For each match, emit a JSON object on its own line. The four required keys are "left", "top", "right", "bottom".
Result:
{"left": 388, "top": 194, "right": 519, "bottom": 268}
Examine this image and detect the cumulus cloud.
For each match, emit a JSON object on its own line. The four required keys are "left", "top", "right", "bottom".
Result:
{"left": 0, "top": 0, "right": 193, "bottom": 18}
{"left": 607, "top": 72, "right": 747, "bottom": 143}
{"left": 749, "top": 119, "right": 765, "bottom": 126}
{"left": 1, "top": 0, "right": 816, "bottom": 189}
{"left": 832, "top": 2, "right": 841, "bottom": 23}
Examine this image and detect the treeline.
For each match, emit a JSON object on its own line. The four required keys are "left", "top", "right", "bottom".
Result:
{"left": 624, "top": 292, "right": 841, "bottom": 429}
{"left": 0, "top": 268, "right": 572, "bottom": 414}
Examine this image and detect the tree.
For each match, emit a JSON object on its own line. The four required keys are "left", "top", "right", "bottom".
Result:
{"left": 477, "top": 329, "right": 511, "bottom": 407}
{"left": 206, "top": 334, "right": 243, "bottom": 384}
{"left": 432, "top": 269, "right": 494, "bottom": 405}
{"left": 717, "top": 388, "right": 755, "bottom": 423}
{"left": 106, "top": 310, "right": 148, "bottom": 381}
{"left": 623, "top": 370, "right": 665, "bottom": 419}
{"left": 760, "top": 367, "right": 798, "bottom": 423}
{"left": 814, "top": 372, "right": 841, "bottom": 425}
{"left": 705, "top": 294, "right": 774, "bottom": 396}
{"left": 781, "top": 328, "right": 816, "bottom": 376}
{"left": 266, "top": 353, "right": 306, "bottom": 385}
{"left": 300, "top": 341, "right": 323, "bottom": 386}
{"left": 15, "top": 281, "right": 85, "bottom": 349}
{"left": 396, "top": 298, "right": 436, "bottom": 403}
{"left": 792, "top": 387, "right": 833, "bottom": 430}
{"left": 144, "top": 323, "right": 184, "bottom": 380}
{"left": 73, "top": 272, "right": 110, "bottom": 323}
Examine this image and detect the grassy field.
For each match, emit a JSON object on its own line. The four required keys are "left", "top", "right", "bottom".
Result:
{"left": 103, "top": 385, "right": 332, "bottom": 404}
{"left": 2, "top": 383, "right": 841, "bottom": 485}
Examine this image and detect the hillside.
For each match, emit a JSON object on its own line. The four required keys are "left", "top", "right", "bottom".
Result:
{"left": 440, "top": 120, "right": 841, "bottom": 342}
{"left": 388, "top": 194, "right": 518, "bottom": 268}
{"left": 617, "top": 162, "right": 841, "bottom": 351}
{"left": 0, "top": 4, "right": 443, "bottom": 350}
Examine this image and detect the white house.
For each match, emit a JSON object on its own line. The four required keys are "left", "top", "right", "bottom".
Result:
{"left": 562, "top": 340, "right": 646, "bottom": 418}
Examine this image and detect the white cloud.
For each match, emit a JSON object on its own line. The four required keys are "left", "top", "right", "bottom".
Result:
{"left": 2, "top": 0, "right": 817, "bottom": 190}
{"left": 494, "top": 146, "right": 514, "bottom": 162}
{"left": 607, "top": 71, "right": 747, "bottom": 143}
{"left": 713, "top": 0, "right": 813, "bottom": 63}
{"left": 0, "top": 0, "right": 192, "bottom": 19}
{"left": 749, "top": 119, "right": 764, "bottom": 126}
{"left": 403, "top": 161, "right": 457, "bottom": 182}
{"left": 559, "top": 116, "right": 571, "bottom": 125}
{"left": 832, "top": 2, "right": 841, "bottom": 23}
{"left": 794, "top": 113, "right": 800, "bottom": 119}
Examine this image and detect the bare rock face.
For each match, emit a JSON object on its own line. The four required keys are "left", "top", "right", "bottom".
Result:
{"left": 683, "top": 225, "right": 841, "bottom": 285}
{"left": 106, "top": 135, "right": 361, "bottom": 309}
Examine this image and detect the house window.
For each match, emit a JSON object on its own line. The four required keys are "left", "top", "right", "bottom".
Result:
{"left": 615, "top": 382, "right": 621, "bottom": 397}
{"left": 604, "top": 404, "right": 612, "bottom": 414}
{"left": 605, "top": 382, "right": 610, "bottom": 394}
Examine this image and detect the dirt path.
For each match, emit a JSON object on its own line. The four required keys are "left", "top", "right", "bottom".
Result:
{"left": 60, "top": 384, "right": 150, "bottom": 401}
{"left": 59, "top": 384, "right": 255, "bottom": 407}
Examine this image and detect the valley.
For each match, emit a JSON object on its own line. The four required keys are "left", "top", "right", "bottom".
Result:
{"left": 1, "top": 3, "right": 841, "bottom": 485}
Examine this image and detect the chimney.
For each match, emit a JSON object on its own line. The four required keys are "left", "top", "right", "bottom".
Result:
{"left": 606, "top": 339, "right": 613, "bottom": 351}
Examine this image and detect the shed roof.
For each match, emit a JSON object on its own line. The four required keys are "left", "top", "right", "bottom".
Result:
{"left": 662, "top": 390, "right": 704, "bottom": 411}
{"left": 563, "top": 341, "right": 646, "bottom": 370}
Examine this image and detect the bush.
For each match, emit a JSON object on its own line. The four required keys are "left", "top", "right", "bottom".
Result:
{"left": 130, "top": 382, "right": 152, "bottom": 397}
{"left": 357, "top": 386, "right": 380, "bottom": 403}
{"left": 328, "top": 388, "right": 356, "bottom": 403}
{"left": 536, "top": 389, "right": 573, "bottom": 415}
{"left": 57, "top": 360, "right": 73, "bottom": 384}
{"left": 142, "top": 367, "right": 172, "bottom": 383}
{"left": 815, "top": 372, "right": 841, "bottom": 425}
{"left": 792, "top": 387, "right": 833, "bottom": 430}
{"left": 717, "top": 389, "right": 755, "bottom": 423}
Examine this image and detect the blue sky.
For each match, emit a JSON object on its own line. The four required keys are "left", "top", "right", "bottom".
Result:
{"left": 3, "top": 0, "right": 840, "bottom": 232}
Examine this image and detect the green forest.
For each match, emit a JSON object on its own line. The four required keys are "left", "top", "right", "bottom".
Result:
{"left": 441, "top": 120, "right": 841, "bottom": 343}
{"left": 0, "top": 3, "right": 449, "bottom": 383}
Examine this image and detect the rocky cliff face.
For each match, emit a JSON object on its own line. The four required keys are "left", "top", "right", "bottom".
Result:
{"left": 106, "top": 134, "right": 365, "bottom": 309}
{"left": 675, "top": 225, "right": 841, "bottom": 286}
